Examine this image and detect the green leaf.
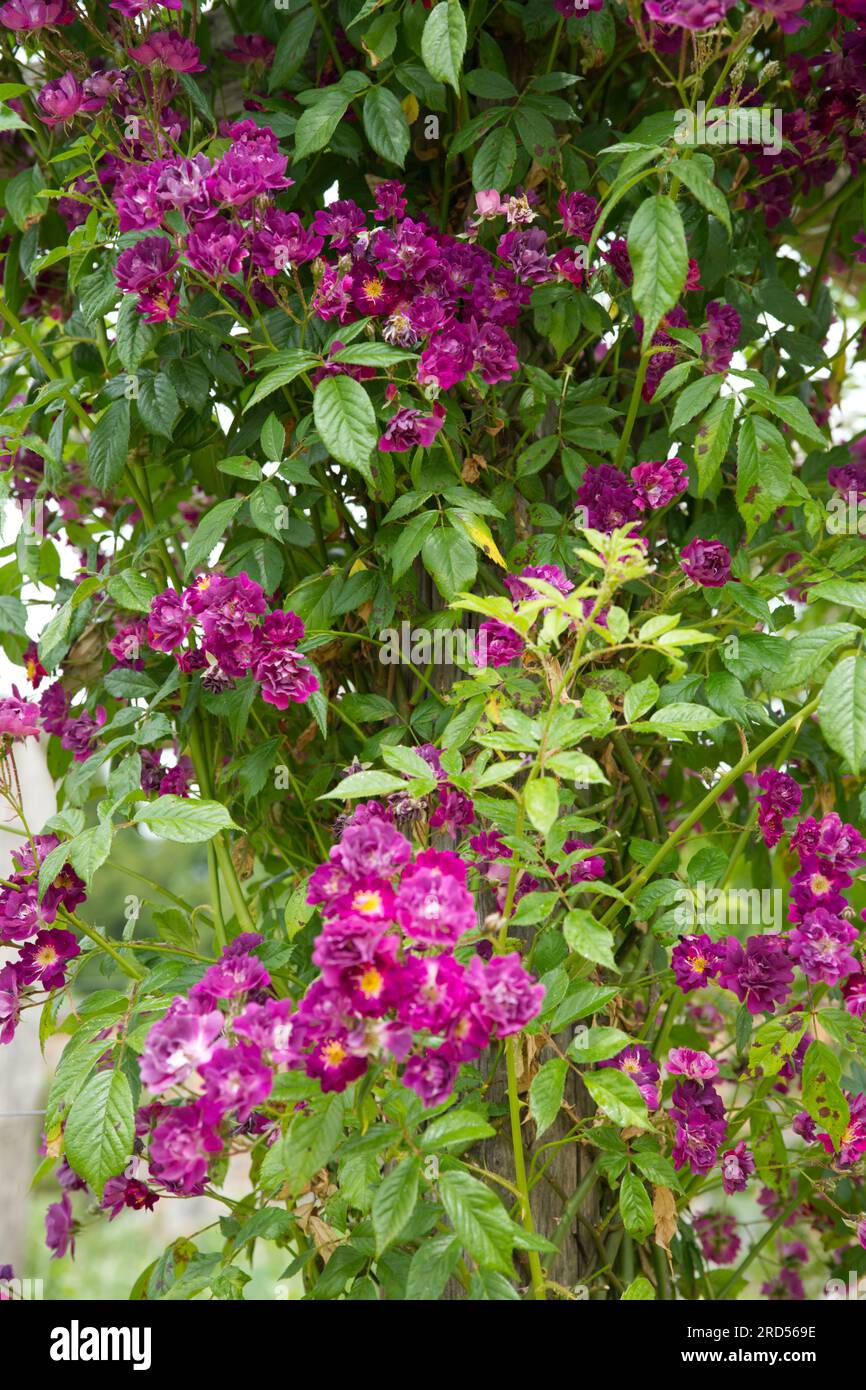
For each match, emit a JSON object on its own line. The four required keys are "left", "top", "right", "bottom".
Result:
{"left": 646, "top": 702, "right": 723, "bottom": 731}
{"left": 421, "top": 525, "right": 477, "bottom": 599}
{"left": 107, "top": 571, "right": 158, "bottom": 614}
{"left": 79, "top": 261, "right": 119, "bottom": 325}
{"left": 670, "top": 373, "right": 723, "bottom": 432}
{"left": 621, "top": 1275, "right": 655, "bottom": 1300}
{"left": 405, "top": 1235, "right": 462, "bottom": 1300}
{"left": 270, "top": 6, "right": 317, "bottom": 89}
{"left": 421, "top": 0, "right": 467, "bottom": 93}
{"left": 624, "top": 676, "right": 659, "bottom": 723}
{"left": 115, "top": 295, "right": 155, "bottom": 372}
{"left": 68, "top": 821, "right": 113, "bottom": 888}
{"left": 628, "top": 196, "right": 688, "bottom": 347}
{"left": 472, "top": 126, "right": 517, "bottom": 191}
{"left": 244, "top": 351, "right": 320, "bottom": 410}
{"left": 668, "top": 157, "right": 731, "bottom": 235}
{"left": 294, "top": 87, "right": 353, "bottom": 160}
{"left": 260, "top": 1094, "right": 345, "bottom": 1195}
{"left": 64, "top": 1069, "right": 135, "bottom": 1198}
{"left": 313, "top": 375, "right": 377, "bottom": 481}
{"left": 568, "top": 1026, "right": 632, "bottom": 1064}
{"left": 802, "top": 1040, "right": 849, "bottom": 1151}
{"left": 438, "top": 1170, "right": 514, "bottom": 1275}
{"left": 583, "top": 1069, "right": 653, "bottom": 1131}
{"left": 132, "top": 796, "right": 239, "bottom": 842}
{"left": 736, "top": 415, "right": 792, "bottom": 538}
{"left": 373, "top": 1157, "right": 420, "bottom": 1254}
{"left": 88, "top": 398, "right": 130, "bottom": 492}
{"left": 743, "top": 386, "right": 826, "bottom": 448}
{"left": 137, "top": 371, "right": 179, "bottom": 437}
{"left": 694, "top": 395, "right": 734, "bottom": 495}
{"left": 818, "top": 655, "right": 866, "bottom": 774}
{"left": 809, "top": 581, "right": 866, "bottom": 617}
{"left": 529, "top": 1057, "right": 568, "bottom": 1137}
{"left": 524, "top": 777, "right": 559, "bottom": 836}
{"left": 319, "top": 769, "right": 408, "bottom": 800}
{"left": 619, "top": 1171, "right": 654, "bottom": 1240}
{"left": 5, "top": 164, "right": 45, "bottom": 230}
{"left": 420, "top": 1109, "right": 495, "bottom": 1151}
{"left": 184, "top": 497, "right": 244, "bottom": 576}
{"left": 363, "top": 87, "right": 410, "bottom": 167}
{"left": 748, "top": 1014, "right": 808, "bottom": 1079}
{"left": 563, "top": 908, "right": 618, "bottom": 971}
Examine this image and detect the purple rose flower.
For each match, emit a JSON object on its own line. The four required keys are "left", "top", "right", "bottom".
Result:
{"left": 631, "top": 456, "right": 688, "bottom": 511}
{"left": 465, "top": 952, "right": 545, "bottom": 1037}
{"left": 679, "top": 537, "right": 731, "bottom": 587}
{"left": 670, "top": 933, "right": 725, "bottom": 991}
{"left": 557, "top": 190, "right": 600, "bottom": 241}
{"left": 667, "top": 1046, "right": 719, "bottom": 1080}
{"left": 693, "top": 1210, "right": 740, "bottom": 1264}
{"left": 37, "top": 71, "right": 85, "bottom": 126}
{"left": 148, "top": 1102, "right": 223, "bottom": 1192}
{"left": 378, "top": 402, "right": 445, "bottom": 453}
{"left": 140, "top": 997, "right": 224, "bottom": 1091}
{"left": 115, "top": 236, "right": 178, "bottom": 294}
{"left": 576, "top": 463, "right": 641, "bottom": 533}
{"left": 128, "top": 29, "right": 205, "bottom": 72}
{"left": 701, "top": 301, "right": 741, "bottom": 372}
{"left": 755, "top": 767, "right": 802, "bottom": 848}
{"left": 644, "top": 0, "right": 735, "bottom": 28}
{"left": 716, "top": 934, "right": 794, "bottom": 1015}
{"left": 45, "top": 1193, "right": 76, "bottom": 1259}
{"left": 720, "top": 1140, "right": 756, "bottom": 1194}
{"left": 473, "top": 619, "right": 525, "bottom": 669}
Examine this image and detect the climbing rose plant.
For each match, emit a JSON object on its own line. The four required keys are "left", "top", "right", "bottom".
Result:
{"left": 1, "top": 0, "right": 866, "bottom": 1303}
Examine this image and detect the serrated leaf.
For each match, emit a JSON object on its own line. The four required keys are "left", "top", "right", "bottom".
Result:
{"left": 132, "top": 796, "right": 239, "bottom": 842}
{"left": 818, "top": 655, "right": 866, "bottom": 774}
{"left": 363, "top": 86, "right": 410, "bottom": 167}
{"left": 88, "top": 398, "right": 130, "bottom": 492}
{"left": 529, "top": 1058, "right": 568, "bottom": 1137}
{"left": 373, "top": 1157, "right": 420, "bottom": 1254}
{"left": 313, "top": 375, "right": 377, "bottom": 481}
{"left": 64, "top": 1069, "right": 134, "bottom": 1198}
{"left": 421, "top": 0, "right": 467, "bottom": 93}
{"left": 628, "top": 196, "right": 688, "bottom": 347}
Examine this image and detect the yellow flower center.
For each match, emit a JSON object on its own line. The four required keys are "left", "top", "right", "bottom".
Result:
{"left": 352, "top": 890, "right": 382, "bottom": 917}
{"left": 323, "top": 1040, "right": 346, "bottom": 1068}
{"left": 358, "top": 967, "right": 384, "bottom": 998}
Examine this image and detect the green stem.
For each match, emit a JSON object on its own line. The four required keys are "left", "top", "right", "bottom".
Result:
{"left": 62, "top": 911, "right": 145, "bottom": 981}
{"left": 611, "top": 732, "right": 664, "bottom": 839}
{"left": 613, "top": 356, "right": 649, "bottom": 470}
{"left": 207, "top": 842, "right": 226, "bottom": 951}
{"left": 505, "top": 1035, "right": 546, "bottom": 1301}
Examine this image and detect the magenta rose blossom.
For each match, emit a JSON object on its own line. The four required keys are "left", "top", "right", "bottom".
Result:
{"left": 716, "top": 935, "right": 794, "bottom": 1015}
{"left": 128, "top": 29, "right": 206, "bottom": 72}
{"left": 679, "top": 537, "right": 731, "bottom": 587}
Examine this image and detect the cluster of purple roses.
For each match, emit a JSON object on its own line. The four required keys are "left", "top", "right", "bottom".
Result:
{"left": 300, "top": 804, "right": 544, "bottom": 1104}
{"left": 670, "top": 781, "right": 866, "bottom": 1170}
{"left": 0, "top": 835, "right": 86, "bottom": 1047}
{"left": 123, "top": 810, "right": 543, "bottom": 1198}
{"left": 146, "top": 571, "right": 318, "bottom": 710}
